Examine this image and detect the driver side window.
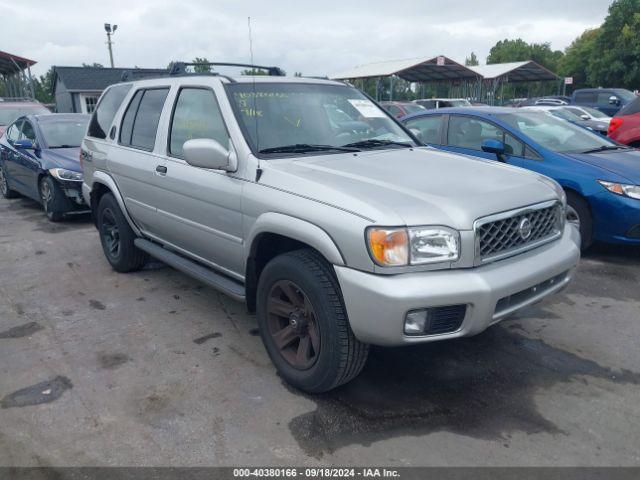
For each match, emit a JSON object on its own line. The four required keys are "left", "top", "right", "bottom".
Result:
{"left": 20, "top": 121, "right": 36, "bottom": 142}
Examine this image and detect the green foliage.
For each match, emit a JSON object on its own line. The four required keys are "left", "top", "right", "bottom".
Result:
{"left": 82, "top": 62, "right": 104, "bottom": 68}
{"left": 557, "top": 28, "right": 600, "bottom": 89}
{"left": 487, "top": 39, "right": 563, "bottom": 71}
{"left": 586, "top": 0, "right": 640, "bottom": 88}
{"left": 240, "top": 68, "right": 269, "bottom": 76}
{"left": 192, "top": 57, "right": 212, "bottom": 73}
{"left": 465, "top": 52, "right": 479, "bottom": 66}
{"left": 33, "top": 67, "right": 54, "bottom": 104}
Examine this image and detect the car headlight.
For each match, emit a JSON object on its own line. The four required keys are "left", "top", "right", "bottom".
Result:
{"left": 49, "top": 168, "right": 83, "bottom": 182}
{"left": 598, "top": 180, "right": 640, "bottom": 200}
{"left": 367, "top": 226, "right": 460, "bottom": 266}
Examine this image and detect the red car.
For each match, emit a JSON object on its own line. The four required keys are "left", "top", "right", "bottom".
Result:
{"left": 379, "top": 101, "right": 425, "bottom": 119}
{"left": 0, "top": 99, "right": 50, "bottom": 136}
{"left": 608, "top": 96, "right": 640, "bottom": 147}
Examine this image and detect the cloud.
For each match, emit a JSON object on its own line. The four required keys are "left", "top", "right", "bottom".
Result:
{"left": 0, "top": 0, "right": 611, "bottom": 77}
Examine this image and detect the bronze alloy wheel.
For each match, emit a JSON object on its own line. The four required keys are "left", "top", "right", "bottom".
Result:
{"left": 266, "top": 280, "right": 321, "bottom": 370}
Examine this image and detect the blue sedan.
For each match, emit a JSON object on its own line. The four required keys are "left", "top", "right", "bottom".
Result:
{"left": 401, "top": 107, "right": 640, "bottom": 250}
{"left": 0, "top": 113, "right": 90, "bottom": 221}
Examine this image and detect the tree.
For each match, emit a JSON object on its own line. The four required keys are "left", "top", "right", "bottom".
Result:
{"left": 33, "top": 67, "right": 54, "bottom": 104}
{"left": 557, "top": 28, "right": 600, "bottom": 89}
{"left": 192, "top": 57, "right": 212, "bottom": 73}
{"left": 487, "top": 39, "right": 563, "bottom": 72}
{"left": 82, "top": 62, "right": 104, "bottom": 68}
{"left": 587, "top": 0, "right": 640, "bottom": 88}
{"left": 465, "top": 52, "right": 479, "bottom": 66}
{"left": 241, "top": 68, "right": 269, "bottom": 75}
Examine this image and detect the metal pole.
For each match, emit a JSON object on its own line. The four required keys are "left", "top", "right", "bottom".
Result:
{"left": 106, "top": 31, "right": 115, "bottom": 68}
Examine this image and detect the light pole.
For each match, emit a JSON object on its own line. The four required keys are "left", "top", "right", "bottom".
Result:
{"left": 104, "top": 23, "right": 118, "bottom": 68}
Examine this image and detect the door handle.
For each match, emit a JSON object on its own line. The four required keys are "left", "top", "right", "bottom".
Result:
{"left": 155, "top": 165, "right": 167, "bottom": 175}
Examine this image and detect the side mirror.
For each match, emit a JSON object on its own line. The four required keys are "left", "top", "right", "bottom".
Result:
{"left": 481, "top": 139, "right": 506, "bottom": 160}
{"left": 183, "top": 138, "right": 237, "bottom": 171}
{"left": 580, "top": 114, "right": 590, "bottom": 120}
{"left": 609, "top": 96, "right": 620, "bottom": 106}
{"left": 14, "top": 139, "right": 35, "bottom": 150}
{"left": 409, "top": 128, "right": 423, "bottom": 141}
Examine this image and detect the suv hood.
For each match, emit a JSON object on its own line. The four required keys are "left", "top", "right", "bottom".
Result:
{"left": 264, "top": 147, "right": 560, "bottom": 229}
{"left": 565, "top": 149, "right": 640, "bottom": 184}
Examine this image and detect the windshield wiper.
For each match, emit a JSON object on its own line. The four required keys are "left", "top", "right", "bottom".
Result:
{"left": 258, "top": 144, "right": 359, "bottom": 154}
{"left": 580, "top": 145, "right": 629, "bottom": 154}
{"left": 342, "top": 139, "right": 412, "bottom": 150}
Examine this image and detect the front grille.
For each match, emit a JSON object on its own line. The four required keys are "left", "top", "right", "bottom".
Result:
{"left": 426, "top": 304, "right": 467, "bottom": 335}
{"left": 476, "top": 201, "right": 562, "bottom": 263}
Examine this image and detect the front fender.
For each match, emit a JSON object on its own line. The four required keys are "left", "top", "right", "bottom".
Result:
{"left": 86, "top": 171, "right": 142, "bottom": 236}
{"left": 246, "top": 212, "right": 345, "bottom": 266}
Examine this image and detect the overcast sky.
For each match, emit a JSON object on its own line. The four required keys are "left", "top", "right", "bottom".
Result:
{"left": 1, "top": 0, "right": 612, "bottom": 77}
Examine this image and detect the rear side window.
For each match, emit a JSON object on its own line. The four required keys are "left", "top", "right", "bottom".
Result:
{"left": 88, "top": 84, "right": 132, "bottom": 139}
{"left": 405, "top": 115, "right": 443, "bottom": 145}
{"left": 169, "top": 88, "right": 229, "bottom": 157}
{"left": 120, "top": 88, "right": 169, "bottom": 151}
{"left": 574, "top": 92, "right": 596, "bottom": 104}
{"left": 618, "top": 97, "right": 640, "bottom": 116}
{"left": 596, "top": 92, "right": 614, "bottom": 105}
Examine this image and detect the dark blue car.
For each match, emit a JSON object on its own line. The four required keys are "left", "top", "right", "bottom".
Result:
{"left": 401, "top": 107, "right": 640, "bottom": 250}
{"left": 0, "top": 113, "right": 90, "bottom": 221}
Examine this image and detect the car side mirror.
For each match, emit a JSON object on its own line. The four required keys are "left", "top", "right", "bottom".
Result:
{"left": 580, "top": 114, "right": 590, "bottom": 120}
{"left": 481, "top": 139, "right": 506, "bottom": 161}
{"left": 409, "top": 128, "right": 423, "bottom": 141}
{"left": 14, "top": 139, "right": 35, "bottom": 150}
{"left": 609, "top": 96, "right": 620, "bottom": 106}
{"left": 183, "top": 138, "right": 237, "bottom": 171}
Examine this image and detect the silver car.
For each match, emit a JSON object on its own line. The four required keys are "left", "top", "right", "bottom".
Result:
{"left": 81, "top": 72, "right": 580, "bottom": 392}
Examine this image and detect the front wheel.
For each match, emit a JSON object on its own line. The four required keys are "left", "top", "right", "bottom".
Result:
{"left": 39, "top": 176, "right": 69, "bottom": 222}
{"left": 256, "top": 249, "right": 369, "bottom": 393}
{"left": 566, "top": 191, "right": 592, "bottom": 251}
{"left": 96, "top": 193, "right": 148, "bottom": 272}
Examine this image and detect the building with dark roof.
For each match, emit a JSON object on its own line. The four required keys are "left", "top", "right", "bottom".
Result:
{"left": 51, "top": 66, "right": 167, "bottom": 113}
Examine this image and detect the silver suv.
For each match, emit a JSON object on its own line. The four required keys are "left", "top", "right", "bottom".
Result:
{"left": 81, "top": 68, "right": 580, "bottom": 392}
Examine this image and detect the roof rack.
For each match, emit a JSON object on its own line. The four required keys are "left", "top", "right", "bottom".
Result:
{"left": 0, "top": 96, "right": 35, "bottom": 102}
{"left": 169, "top": 61, "right": 285, "bottom": 77}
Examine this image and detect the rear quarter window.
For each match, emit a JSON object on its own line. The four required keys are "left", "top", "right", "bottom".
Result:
{"left": 119, "top": 88, "right": 170, "bottom": 151}
{"left": 88, "top": 84, "right": 132, "bottom": 139}
{"left": 574, "top": 92, "right": 597, "bottom": 104}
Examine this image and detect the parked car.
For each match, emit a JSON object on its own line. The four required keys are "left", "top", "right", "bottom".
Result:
{"left": 0, "top": 113, "right": 90, "bottom": 220}
{"left": 607, "top": 95, "right": 640, "bottom": 147}
{"left": 0, "top": 99, "right": 51, "bottom": 136}
{"left": 510, "top": 96, "right": 571, "bottom": 108}
{"left": 564, "top": 105, "right": 612, "bottom": 124}
{"left": 379, "top": 101, "right": 425, "bottom": 119}
{"left": 522, "top": 106, "right": 610, "bottom": 135}
{"left": 401, "top": 107, "right": 640, "bottom": 249}
{"left": 571, "top": 88, "right": 636, "bottom": 116}
{"left": 414, "top": 98, "right": 471, "bottom": 109}
{"left": 81, "top": 73, "right": 579, "bottom": 393}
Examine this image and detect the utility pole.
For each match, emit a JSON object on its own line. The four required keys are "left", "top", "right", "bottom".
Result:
{"left": 104, "top": 23, "right": 118, "bottom": 68}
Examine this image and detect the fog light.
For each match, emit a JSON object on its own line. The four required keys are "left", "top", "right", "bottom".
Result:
{"left": 404, "top": 310, "right": 429, "bottom": 335}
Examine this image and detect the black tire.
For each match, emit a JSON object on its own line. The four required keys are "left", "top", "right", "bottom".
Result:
{"left": 256, "top": 249, "right": 369, "bottom": 393}
{"left": 566, "top": 190, "right": 593, "bottom": 251}
{"left": 0, "top": 162, "right": 19, "bottom": 199}
{"left": 96, "top": 193, "right": 147, "bottom": 272}
{"left": 39, "top": 176, "right": 70, "bottom": 222}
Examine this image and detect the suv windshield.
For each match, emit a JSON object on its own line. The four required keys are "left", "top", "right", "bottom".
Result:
{"left": 39, "top": 118, "right": 89, "bottom": 148}
{"left": 226, "top": 82, "right": 415, "bottom": 156}
{"left": 0, "top": 105, "right": 50, "bottom": 125}
{"left": 497, "top": 111, "right": 619, "bottom": 153}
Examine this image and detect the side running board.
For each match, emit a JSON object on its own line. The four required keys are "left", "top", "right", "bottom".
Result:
{"left": 134, "top": 238, "right": 246, "bottom": 301}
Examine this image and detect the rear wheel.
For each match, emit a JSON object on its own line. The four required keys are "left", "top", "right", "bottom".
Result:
{"left": 256, "top": 249, "right": 369, "bottom": 393}
{"left": 39, "top": 176, "right": 69, "bottom": 222}
{"left": 566, "top": 190, "right": 592, "bottom": 251}
{"left": 96, "top": 193, "right": 148, "bottom": 272}
{"left": 0, "top": 163, "right": 19, "bottom": 199}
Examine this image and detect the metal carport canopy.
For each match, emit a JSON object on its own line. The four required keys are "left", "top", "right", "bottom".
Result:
{"left": 468, "top": 61, "right": 560, "bottom": 82}
{"left": 0, "top": 50, "right": 36, "bottom": 75}
{"left": 329, "top": 56, "right": 480, "bottom": 82}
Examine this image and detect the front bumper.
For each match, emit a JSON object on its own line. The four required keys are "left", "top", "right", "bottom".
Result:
{"left": 58, "top": 179, "right": 88, "bottom": 210}
{"left": 590, "top": 190, "right": 640, "bottom": 245}
{"left": 335, "top": 224, "right": 580, "bottom": 346}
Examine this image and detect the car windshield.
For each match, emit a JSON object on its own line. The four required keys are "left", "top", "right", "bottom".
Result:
{"left": 0, "top": 105, "right": 50, "bottom": 125}
{"left": 449, "top": 99, "right": 471, "bottom": 107}
{"left": 402, "top": 104, "right": 425, "bottom": 114}
{"left": 550, "top": 108, "right": 583, "bottom": 121}
{"left": 39, "top": 118, "right": 89, "bottom": 148}
{"left": 497, "top": 111, "right": 618, "bottom": 153}
{"left": 226, "top": 82, "right": 415, "bottom": 156}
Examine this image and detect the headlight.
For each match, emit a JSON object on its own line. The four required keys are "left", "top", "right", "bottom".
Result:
{"left": 598, "top": 180, "right": 640, "bottom": 200}
{"left": 49, "top": 168, "right": 83, "bottom": 182}
{"left": 367, "top": 226, "right": 460, "bottom": 267}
